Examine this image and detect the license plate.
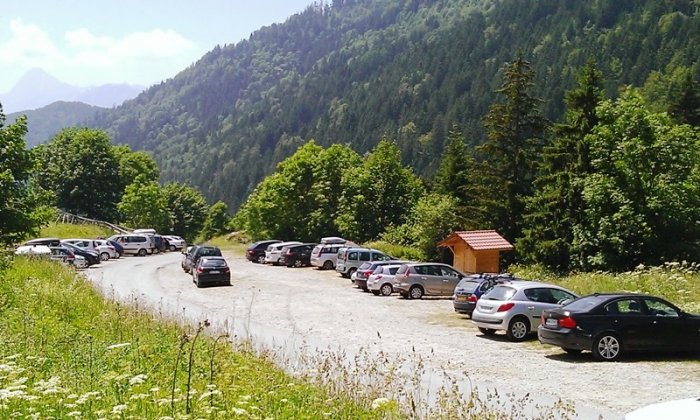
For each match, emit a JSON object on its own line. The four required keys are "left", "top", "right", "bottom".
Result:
{"left": 545, "top": 318, "right": 558, "bottom": 327}
{"left": 456, "top": 296, "right": 467, "bottom": 302}
{"left": 209, "top": 270, "right": 220, "bottom": 274}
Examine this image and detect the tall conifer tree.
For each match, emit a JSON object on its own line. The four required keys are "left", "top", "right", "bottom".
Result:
{"left": 478, "top": 56, "right": 547, "bottom": 243}
{"left": 518, "top": 60, "right": 604, "bottom": 270}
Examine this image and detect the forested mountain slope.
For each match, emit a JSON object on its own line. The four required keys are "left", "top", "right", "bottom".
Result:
{"left": 8, "top": 102, "right": 104, "bottom": 148}
{"left": 89, "top": 0, "right": 700, "bottom": 210}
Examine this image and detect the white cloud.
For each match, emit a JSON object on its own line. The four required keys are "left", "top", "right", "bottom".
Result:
{"left": 0, "top": 18, "right": 62, "bottom": 68}
{"left": 0, "top": 18, "right": 197, "bottom": 90}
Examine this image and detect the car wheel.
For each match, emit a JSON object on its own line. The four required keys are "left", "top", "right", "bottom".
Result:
{"left": 371, "top": 290, "right": 380, "bottom": 296}
{"left": 100, "top": 252, "right": 109, "bottom": 261}
{"left": 478, "top": 327, "right": 496, "bottom": 336}
{"left": 506, "top": 317, "right": 530, "bottom": 342}
{"left": 170, "top": 245, "right": 177, "bottom": 252}
{"left": 322, "top": 260, "right": 334, "bottom": 270}
{"left": 137, "top": 248, "right": 147, "bottom": 257}
{"left": 592, "top": 333, "right": 622, "bottom": 361}
{"left": 348, "top": 268, "right": 357, "bottom": 278}
{"left": 293, "top": 259, "right": 303, "bottom": 268}
{"left": 257, "top": 254, "right": 266, "bottom": 264}
{"left": 409, "top": 286, "right": 424, "bottom": 300}
{"left": 380, "top": 284, "right": 393, "bottom": 296}
{"left": 563, "top": 348, "right": 582, "bottom": 355}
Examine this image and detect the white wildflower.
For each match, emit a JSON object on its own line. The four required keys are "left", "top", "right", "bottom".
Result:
{"left": 280, "top": 398, "right": 288, "bottom": 403}
{"left": 371, "top": 397, "right": 392, "bottom": 410}
{"left": 111, "top": 404, "right": 128, "bottom": 414}
{"left": 231, "top": 407, "right": 248, "bottom": 415}
{"left": 149, "top": 387, "right": 160, "bottom": 393}
{"left": 105, "top": 342, "right": 131, "bottom": 350}
{"left": 4, "top": 354, "right": 21, "bottom": 361}
{"left": 129, "top": 393, "right": 149, "bottom": 401}
{"left": 129, "top": 374, "right": 148, "bottom": 385}
{"left": 67, "top": 411, "right": 81, "bottom": 418}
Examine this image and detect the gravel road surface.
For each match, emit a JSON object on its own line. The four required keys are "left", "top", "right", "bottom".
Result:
{"left": 87, "top": 252, "right": 700, "bottom": 419}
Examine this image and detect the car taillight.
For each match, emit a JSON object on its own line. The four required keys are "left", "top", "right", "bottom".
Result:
{"left": 224, "top": 267, "right": 230, "bottom": 273}
{"left": 286, "top": 249, "right": 292, "bottom": 255}
{"left": 467, "top": 295, "right": 477, "bottom": 303}
{"left": 361, "top": 270, "right": 372, "bottom": 277}
{"left": 558, "top": 316, "right": 577, "bottom": 329}
{"left": 497, "top": 302, "right": 515, "bottom": 312}
{"left": 197, "top": 266, "right": 205, "bottom": 273}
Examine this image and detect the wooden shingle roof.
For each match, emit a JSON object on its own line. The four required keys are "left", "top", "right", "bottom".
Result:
{"left": 438, "top": 230, "right": 513, "bottom": 251}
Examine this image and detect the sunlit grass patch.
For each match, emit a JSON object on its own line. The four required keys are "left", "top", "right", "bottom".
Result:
{"left": 39, "top": 222, "right": 114, "bottom": 240}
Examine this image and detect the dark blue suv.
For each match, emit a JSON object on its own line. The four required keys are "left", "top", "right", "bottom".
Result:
{"left": 453, "top": 273, "right": 517, "bottom": 317}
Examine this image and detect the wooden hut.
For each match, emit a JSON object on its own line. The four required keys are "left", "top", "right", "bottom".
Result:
{"left": 438, "top": 230, "right": 513, "bottom": 274}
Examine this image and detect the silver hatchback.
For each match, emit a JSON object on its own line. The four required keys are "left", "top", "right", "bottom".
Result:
{"left": 471, "top": 281, "right": 578, "bottom": 342}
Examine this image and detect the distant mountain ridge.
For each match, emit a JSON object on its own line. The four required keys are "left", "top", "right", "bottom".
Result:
{"left": 0, "top": 68, "right": 144, "bottom": 113}
{"left": 7, "top": 101, "right": 105, "bottom": 148}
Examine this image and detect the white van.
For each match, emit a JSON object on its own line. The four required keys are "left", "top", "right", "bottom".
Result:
{"left": 108, "top": 234, "right": 155, "bottom": 256}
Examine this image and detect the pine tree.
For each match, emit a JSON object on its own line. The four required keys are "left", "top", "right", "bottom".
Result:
{"left": 669, "top": 72, "right": 700, "bottom": 127}
{"left": 478, "top": 56, "right": 548, "bottom": 243}
{"left": 518, "top": 60, "right": 604, "bottom": 270}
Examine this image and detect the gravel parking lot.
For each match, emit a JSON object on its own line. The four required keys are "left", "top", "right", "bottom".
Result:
{"left": 88, "top": 251, "right": 700, "bottom": 419}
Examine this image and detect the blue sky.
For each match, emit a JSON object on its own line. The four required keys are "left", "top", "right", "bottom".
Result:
{"left": 0, "top": 0, "right": 313, "bottom": 92}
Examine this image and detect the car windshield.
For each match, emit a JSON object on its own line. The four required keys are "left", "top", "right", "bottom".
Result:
{"left": 482, "top": 286, "right": 517, "bottom": 301}
{"left": 563, "top": 295, "right": 610, "bottom": 312}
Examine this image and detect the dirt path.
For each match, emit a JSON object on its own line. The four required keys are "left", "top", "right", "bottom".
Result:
{"left": 88, "top": 252, "right": 700, "bottom": 419}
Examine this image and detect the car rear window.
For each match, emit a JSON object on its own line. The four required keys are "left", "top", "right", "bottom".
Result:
{"left": 199, "top": 247, "right": 222, "bottom": 257}
{"left": 358, "top": 262, "right": 372, "bottom": 270}
{"left": 202, "top": 258, "right": 227, "bottom": 267}
{"left": 564, "top": 295, "right": 609, "bottom": 312}
{"left": 482, "top": 286, "right": 517, "bottom": 301}
{"left": 456, "top": 279, "right": 480, "bottom": 292}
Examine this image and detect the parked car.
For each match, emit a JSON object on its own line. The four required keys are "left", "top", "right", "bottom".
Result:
{"left": 192, "top": 256, "right": 231, "bottom": 288}
{"left": 310, "top": 242, "right": 347, "bottom": 270}
{"left": 336, "top": 247, "right": 392, "bottom": 278}
{"left": 60, "top": 242, "right": 100, "bottom": 266}
{"left": 367, "top": 264, "right": 404, "bottom": 296}
{"left": 23, "top": 237, "right": 61, "bottom": 247}
{"left": 279, "top": 243, "right": 317, "bottom": 267}
{"left": 105, "top": 239, "right": 124, "bottom": 256}
{"left": 625, "top": 397, "right": 700, "bottom": 420}
{"left": 49, "top": 245, "right": 76, "bottom": 265}
{"left": 472, "top": 281, "right": 578, "bottom": 342}
{"left": 264, "top": 241, "right": 302, "bottom": 265}
{"left": 94, "top": 239, "right": 121, "bottom": 259}
{"left": 246, "top": 240, "right": 282, "bottom": 263}
{"left": 453, "top": 273, "right": 517, "bottom": 317}
{"left": 182, "top": 245, "right": 223, "bottom": 274}
{"left": 14, "top": 244, "right": 52, "bottom": 257}
{"left": 393, "top": 263, "right": 468, "bottom": 299}
{"left": 62, "top": 238, "right": 118, "bottom": 261}
{"left": 353, "top": 260, "right": 410, "bottom": 291}
{"left": 163, "top": 235, "right": 186, "bottom": 251}
{"left": 108, "top": 234, "right": 155, "bottom": 256}
{"left": 538, "top": 293, "right": 700, "bottom": 361}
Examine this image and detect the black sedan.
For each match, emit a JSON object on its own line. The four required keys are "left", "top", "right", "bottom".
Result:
{"left": 192, "top": 257, "right": 231, "bottom": 288}
{"left": 538, "top": 293, "right": 700, "bottom": 361}
{"left": 61, "top": 242, "right": 100, "bottom": 266}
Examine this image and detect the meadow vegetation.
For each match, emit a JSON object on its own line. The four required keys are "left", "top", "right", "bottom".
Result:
{"left": 0, "top": 257, "right": 399, "bottom": 418}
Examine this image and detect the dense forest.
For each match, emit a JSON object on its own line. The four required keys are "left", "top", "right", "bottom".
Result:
{"left": 86, "top": 0, "right": 700, "bottom": 211}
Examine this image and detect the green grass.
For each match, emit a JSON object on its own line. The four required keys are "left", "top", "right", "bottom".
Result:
{"left": 39, "top": 222, "right": 114, "bottom": 240}
{"left": 0, "top": 257, "right": 399, "bottom": 419}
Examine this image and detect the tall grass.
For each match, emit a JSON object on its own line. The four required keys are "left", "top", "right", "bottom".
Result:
{"left": 0, "top": 257, "right": 397, "bottom": 418}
